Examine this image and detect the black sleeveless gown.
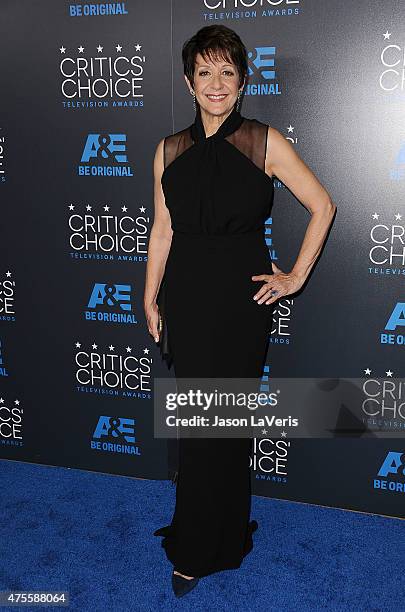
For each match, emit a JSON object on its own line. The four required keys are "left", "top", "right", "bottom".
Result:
{"left": 153, "top": 105, "right": 274, "bottom": 578}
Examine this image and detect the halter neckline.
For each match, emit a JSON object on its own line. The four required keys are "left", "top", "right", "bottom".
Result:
{"left": 190, "top": 104, "right": 244, "bottom": 143}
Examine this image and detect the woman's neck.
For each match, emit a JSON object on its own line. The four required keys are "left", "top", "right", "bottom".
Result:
{"left": 200, "top": 106, "right": 234, "bottom": 138}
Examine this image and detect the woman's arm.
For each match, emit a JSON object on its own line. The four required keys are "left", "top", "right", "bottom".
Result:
{"left": 144, "top": 138, "right": 173, "bottom": 340}
{"left": 252, "top": 127, "right": 337, "bottom": 305}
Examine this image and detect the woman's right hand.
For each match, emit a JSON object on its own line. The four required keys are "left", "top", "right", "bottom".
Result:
{"left": 145, "top": 302, "right": 160, "bottom": 343}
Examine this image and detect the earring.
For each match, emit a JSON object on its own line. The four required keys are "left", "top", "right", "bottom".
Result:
{"left": 236, "top": 89, "right": 242, "bottom": 112}
{"left": 190, "top": 89, "right": 196, "bottom": 112}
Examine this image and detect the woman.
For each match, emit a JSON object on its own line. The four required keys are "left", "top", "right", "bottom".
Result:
{"left": 144, "top": 24, "right": 336, "bottom": 597}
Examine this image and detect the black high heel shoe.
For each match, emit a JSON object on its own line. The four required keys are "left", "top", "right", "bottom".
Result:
{"left": 171, "top": 570, "right": 200, "bottom": 598}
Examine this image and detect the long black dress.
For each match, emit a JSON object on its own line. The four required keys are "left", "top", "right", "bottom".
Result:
{"left": 153, "top": 104, "right": 274, "bottom": 578}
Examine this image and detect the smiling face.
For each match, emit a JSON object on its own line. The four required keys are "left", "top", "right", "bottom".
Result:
{"left": 184, "top": 51, "right": 244, "bottom": 117}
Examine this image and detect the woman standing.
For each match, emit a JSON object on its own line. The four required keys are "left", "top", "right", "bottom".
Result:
{"left": 144, "top": 25, "right": 336, "bottom": 597}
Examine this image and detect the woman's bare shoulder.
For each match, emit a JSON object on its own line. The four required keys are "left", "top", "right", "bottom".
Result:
{"left": 263, "top": 123, "right": 298, "bottom": 155}
{"left": 153, "top": 138, "right": 165, "bottom": 171}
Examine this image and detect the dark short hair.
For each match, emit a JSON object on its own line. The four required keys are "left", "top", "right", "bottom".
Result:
{"left": 182, "top": 25, "right": 248, "bottom": 89}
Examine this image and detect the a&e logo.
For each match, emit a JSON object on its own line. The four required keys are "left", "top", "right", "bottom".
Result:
{"left": 85, "top": 282, "right": 137, "bottom": 324}
{"left": 381, "top": 302, "right": 405, "bottom": 346}
{"left": 91, "top": 415, "right": 141, "bottom": 455}
{"left": 246, "top": 46, "right": 281, "bottom": 97}
{"left": 78, "top": 133, "right": 134, "bottom": 177}
{"left": 374, "top": 451, "right": 404, "bottom": 493}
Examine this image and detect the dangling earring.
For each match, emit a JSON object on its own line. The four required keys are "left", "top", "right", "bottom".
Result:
{"left": 236, "top": 89, "right": 242, "bottom": 112}
{"left": 190, "top": 89, "right": 197, "bottom": 112}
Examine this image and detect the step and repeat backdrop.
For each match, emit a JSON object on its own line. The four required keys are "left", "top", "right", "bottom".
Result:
{"left": 0, "top": 0, "right": 404, "bottom": 519}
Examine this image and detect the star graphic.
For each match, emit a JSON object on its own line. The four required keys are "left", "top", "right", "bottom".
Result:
{"left": 372, "top": 213, "right": 379, "bottom": 220}
{"left": 92, "top": 343, "right": 98, "bottom": 350}
{"left": 140, "top": 206, "right": 146, "bottom": 213}
{"left": 116, "top": 44, "right": 122, "bottom": 52}
{"left": 75, "top": 342, "right": 81, "bottom": 348}
{"left": 60, "top": 46, "right": 66, "bottom": 54}
{"left": 69, "top": 204, "right": 75, "bottom": 210}
{"left": 395, "top": 213, "right": 402, "bottom": 220}
{"left": 122, "top": 205, "right": 128, "bottom": 212}
{"left": 103, "top": 205, "right": 110, "bottom": 212}
{"left": 78, "top": 46, "right": 85, "bottom": 53}
{"left": 287, "top": 125, "right": 294, "bottom": 133}
{"left": 364, "top": 368, "right": 371, "bottom": 375}
{"left": 386, "top": 370, "right": 393, "bottom": 377}
{"left": 126, "top": 346, "right": 132, "bottom": 353}
{"left": 135, "top": 44, "right": 142, "bottom": 51}
{"left": 109, "top": 345, "right": 115, "bottom": 351}
{"left": 383, "top": 31, "right": 391, "bottom": 40}
{"left": 97, "top": 45, "right": 103, "bottom": 52}
{"left": 6, "top": 271, "right": 12, "bottom": 277}
{"left": 86, "top": 205, "right": 92, "bottom": 211}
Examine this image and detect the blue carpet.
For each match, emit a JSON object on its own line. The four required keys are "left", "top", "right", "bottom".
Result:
{"left": 0, "top": 458, "right": 403, "bottom": 611}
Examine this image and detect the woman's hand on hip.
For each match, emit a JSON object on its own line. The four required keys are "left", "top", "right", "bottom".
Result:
{"left": 145, "top": 302, "right": 160, "bottom": 342}
{"left": 252, "top": 263, "right": 305, "bottom": 305}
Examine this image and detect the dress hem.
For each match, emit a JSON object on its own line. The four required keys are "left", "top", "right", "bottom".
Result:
{"left": 153, "top": 519, "right": 258, "bottom": 578}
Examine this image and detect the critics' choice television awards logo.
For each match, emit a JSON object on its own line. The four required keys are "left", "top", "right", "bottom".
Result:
{"left": 85, "top": 282, "right": 139, "bottom": 325}
{"left": 91, "top": 415, "right": 141, "bottom": 456}
{"left": 270, "top": 300, "right": 294, "bottom": 345}
{"left": 250, "top": 438, "right": 289, "bottom": 483}
{"left": 0, "top": 271, "right": 16, "bottom": 322}
{"left": 202, "top": 0, "right": 302, "bottom": 20}
{"left": 59, "top": 43, "right": 145, "bottom": 106}
{"left": 78, "top": 133, "right": 133, "bottom": 177}
{"left": 379, "top": 31, "right": 405, "bottom": 96}
{"left": 74, "top": 342, "right": 152, "bottom": 399}
{"left": 380, "top": 303, "right": 405, "bottom": 346}
{"left": 368, "top": 212, "right": 405, "bottom": 277}
{"left": 264, "top": 217, "right": 294, "bottom": 345}
{"left": 362, "top": 368, "right": 405, "bottom": 432}
{"left": 67, "top": 203, "right": 149, "bottom": 261}
{"left": 374, "top": 450, "right": 404, "bottom": 494}
{"left": 0, "top": 398, "right": 23, "bottom": 447}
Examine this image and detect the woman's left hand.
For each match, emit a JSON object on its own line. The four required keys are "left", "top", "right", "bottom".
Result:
{"left": 252, "top": 263, "right": 305, "bottom": 305}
